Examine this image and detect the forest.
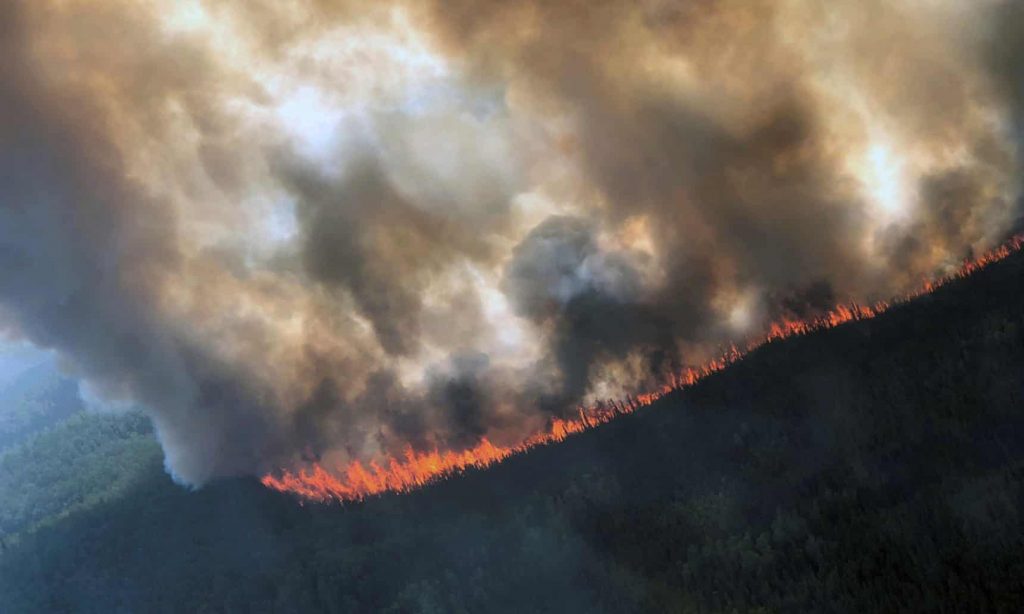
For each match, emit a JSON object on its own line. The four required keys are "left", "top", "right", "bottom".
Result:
{"left": 2, "top": 248, "right": 1024, "bottom": 612}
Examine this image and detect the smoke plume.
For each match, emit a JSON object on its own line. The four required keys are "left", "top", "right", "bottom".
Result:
{"left": 0, "top": 0, "right": 1021, "bottom": 484}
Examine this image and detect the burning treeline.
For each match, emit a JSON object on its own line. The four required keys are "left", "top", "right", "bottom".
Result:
{"left": 1, "top": 1, "right": 1023, "bottom": 488}
{"left": 262, "top": 236, "right": 1024, "bottom": 502}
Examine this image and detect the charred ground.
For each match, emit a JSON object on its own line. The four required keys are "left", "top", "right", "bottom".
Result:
{"left": 3, "top": 248, "right": 1024, "bottom": 612}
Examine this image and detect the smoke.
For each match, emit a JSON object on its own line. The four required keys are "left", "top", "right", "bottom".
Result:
{"left": 0, "top": 0, "right": 1021, "bottom": 484}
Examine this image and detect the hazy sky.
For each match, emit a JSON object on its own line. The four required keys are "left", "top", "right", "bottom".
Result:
{"left": 0, "top": 340, "right": 51, "bottom": 390}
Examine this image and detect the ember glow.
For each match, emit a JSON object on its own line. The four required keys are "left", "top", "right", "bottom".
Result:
{"left": 2, "top": 1, "right": 1023, "bottom": 488}
{"left": 262, "top": 235, "right": 1024, "bottom": 502}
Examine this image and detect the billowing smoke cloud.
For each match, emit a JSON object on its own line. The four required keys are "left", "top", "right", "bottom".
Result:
{"left": 0, "top": 0, "right": 1021, "bottom": 484}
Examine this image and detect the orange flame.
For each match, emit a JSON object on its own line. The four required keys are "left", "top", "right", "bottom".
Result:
{"left": 261, "top": 236, "right": 1024, "bottom": 503}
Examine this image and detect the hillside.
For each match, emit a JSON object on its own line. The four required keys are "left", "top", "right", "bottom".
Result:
{"left": 2, "top": 247, "right": 1024, "bottom": 613}
{"left": 0, "top": 358, "right": 84, "bottom": 453}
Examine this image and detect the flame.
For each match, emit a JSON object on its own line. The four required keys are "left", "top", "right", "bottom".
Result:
{"left": 261, "top": 236, "right": 1024, "bottom": 503}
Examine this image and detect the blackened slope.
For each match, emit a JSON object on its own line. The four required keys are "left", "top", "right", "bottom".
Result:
{"left": 3, "top": 249, "right": 1024, "bottom": 612}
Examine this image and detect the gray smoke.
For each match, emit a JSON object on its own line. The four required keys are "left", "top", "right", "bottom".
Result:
{"left": 0, "top": 0, "right": 1021, "bottom": 484}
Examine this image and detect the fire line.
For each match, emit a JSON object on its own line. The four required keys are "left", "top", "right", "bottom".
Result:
{"left": 261, "top": 236, "right": 1024, "bottom": 503}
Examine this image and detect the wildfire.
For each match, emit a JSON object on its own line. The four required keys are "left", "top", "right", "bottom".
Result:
{"left": 261, "top": 236, "right": 1024, "bottom": 503}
